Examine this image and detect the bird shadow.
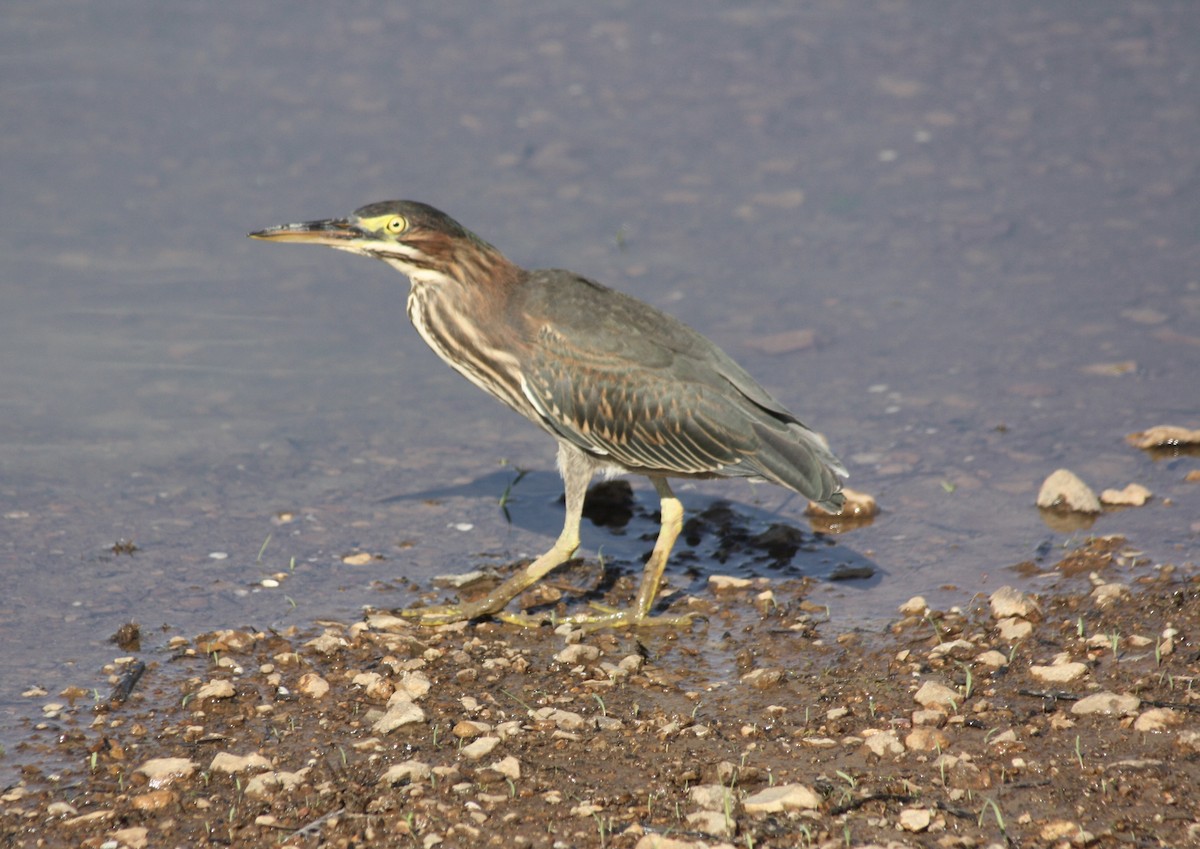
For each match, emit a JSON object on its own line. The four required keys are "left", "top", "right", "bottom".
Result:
{"left": 382, "top": 467, "right": 881, "bottom": 593}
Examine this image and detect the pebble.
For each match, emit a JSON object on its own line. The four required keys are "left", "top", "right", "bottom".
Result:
{"left": 899, "top": 807, "right": 933, "bottom": 832}
{"left": 898, "top": 596, "right": 928, "bottom": 615}
{"left": 486, "top": 755, "right": 521, "bottom": 780}
{"left": 989, "top": 586, "right": 1038, "bottom": 619}
{"left": 111, "top": 826, "right": 149, "bottom": 849}
{"left": 1100, "top": 483, "right": 1152, "bottom": 506}
{"left": 460, "top": 736, "right": 501, "bottom": 760}
{"left": 914, "top": 680, "right": 961, "bottom": 711}
{"left": 554, "top": 643, "right": 600, "bottom": 664}
{"left": 380, "top": 759, "right": 432, "bottom": 785}
{"left": 862, "top": 729, "right": 905, "bottom": 757}
{"left": 708, "top": 574, "right": 753, "bottom": 590}
{"left": 1091, "top": 582, "right": 1130, "bottom": 608}
{"left": 685, "top": 810, "right": 733, "bottom": 837}
{"left": 129, "top": 789, "right": 176, "bottom": 811}
{"left": 1071, "top": 691, "right": 1140, "bottom": 716}
{"left": 1133, "top": 708, "right": 1180, "bottom": 732}
{"left": 304, "top": 632, "right": 349, "bottom": 655}
{"left": 906, "top": 727, "right": 950, "bottom": 751}
{"left": 741, "top": 783, "right": 820, "bottom": 813}
{"left": 996, "top": 617, "right": 1033, "bottom": 641}
{"left": 1030, "top": 661, "right": 1088, "bottom": 683}
{"left": 689, "top": 784, "right": 733, "bottom": 811}
{"left": 135, "top": 757, "right": 197, "bottom": 788}
{"left": 245, "top": 769, "right": 307, "bottom": 798}
{"left": 373, "top": 698, "right": 427, "bottom": 733}
{"left": 297, "top": 672, "right": 330, "bottom": 698}
{"left": 194, "top": 679, "right": 235, "bottom": 701}
{"left": 741, "top": 667, "right": 784, "bottom": 689}
{"left": 1037, "top": 469, "right": 1101, "bottom": 513}
{"left": 452, "top": 720, "right": 492, "bottom": 739}
{"left": 210, "top": 752, "right": 272, "bottom": 774}
{"left": 975, "top": 650, "right": 1009, "bottom": 667}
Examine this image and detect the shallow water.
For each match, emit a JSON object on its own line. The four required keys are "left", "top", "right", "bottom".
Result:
{"left": 1, "top": 1, "right": 1197, "bottom": 771}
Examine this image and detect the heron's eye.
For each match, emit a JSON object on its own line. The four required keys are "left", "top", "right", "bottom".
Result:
{"left": 386, "top": 215, "right": 408, "bottom": 234}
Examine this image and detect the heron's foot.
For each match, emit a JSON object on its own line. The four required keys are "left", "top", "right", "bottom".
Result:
{"left": 498, "top": 602, "right": 700, "bottom": 632}
{"left": 398, "top": 594, "right": 510, "bottom": 627}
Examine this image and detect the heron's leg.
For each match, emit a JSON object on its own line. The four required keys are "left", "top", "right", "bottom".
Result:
{"left": 557, "top": 476, "right": 695, "bottom": 630}
{"left": 401, "top": 443, "right": 591, "bottom": 626}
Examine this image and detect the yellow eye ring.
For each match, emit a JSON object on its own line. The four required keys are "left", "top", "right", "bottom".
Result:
{"left": 386, "top": 215, "right": 408, "bottom": 234}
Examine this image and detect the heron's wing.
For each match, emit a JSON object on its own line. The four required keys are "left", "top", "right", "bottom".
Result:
{"left": 513, "top": 271, "right": 846, "bottom": 504}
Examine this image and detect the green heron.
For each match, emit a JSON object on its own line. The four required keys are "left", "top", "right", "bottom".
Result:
{"left": 250, "top": 201, "right": 845, "bottom": 628}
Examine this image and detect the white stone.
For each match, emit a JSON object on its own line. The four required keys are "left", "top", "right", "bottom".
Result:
{"left": 742, "top": 783, "right": 820, "bottom": 813}
{"left": 1037, "top": 469, "right": 1101, "bottom": 512}
{"left": 380, "top": 759, "right": 432, "bottom": 785}
{"left": 1071, "top": 692, "right": 1140, "bottom": 716}
{"left": 989, "top": 586, "right": 1038, "bottom": 619}
{"left": 135, "top": 757, "right": 197, "bottom": 788}
{"left": 1030, "top": 662, "right": 1088, "bottom": 683}
{"left": 914, "top": 680, "right": 960, "bottom": 711}
{"left": 209, "top": 752, "right": 271, "bottom": 774}
{"left": 460, "top": 736, "right": 501, "bottom": 761}
{"left": 899, "top": 807, "right": 933, "bottom": 832}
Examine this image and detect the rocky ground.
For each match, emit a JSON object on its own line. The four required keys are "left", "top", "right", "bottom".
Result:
{"left": 3, "top": 534, "right": 1199, "bottom": 849}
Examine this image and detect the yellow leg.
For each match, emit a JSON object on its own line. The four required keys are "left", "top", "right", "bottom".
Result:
{"left": 401, "top": 443, "right": 590, "bottom": 626}
{"left": 554, "top": 477, "right": 695, "bottom": 630}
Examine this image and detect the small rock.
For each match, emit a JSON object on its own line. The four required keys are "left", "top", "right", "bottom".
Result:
{"left": 1030, "top": 662, "right": 1089, "bottom": 683}
{"left": 194, "top": 679, "right": 235, "bottom": 701}
{"left": 914, "top": 680, "right": 961, "bottom": 711}
{"left": 1100, "top": 483, "right": 1152, "bottom": 506}
{"left": 996, "top": 617, "right": 1034, "bottom": 641}
{"left": 296, "top": 672, "right": 330, "bottom": 698}
{"left": 905, "top": 727, "right": 950, "bottom": 752}
{"left": 689, "top": 784, "right": 733, "bottom": 811}
{"left": 351, "top": 671, "right": 395, "bottom": 701}
{"left": 1037, "top": 469, "right": 1101, "bottom": 513}
{"left": 1126, "top": 425, "right": 1200, "bottom": 450}
{"left": 988, "top": 729, "right": 1018, "bottom": 746}
{"left": 898, "top": 807, "right": 933, "bottom": 832}
{"left": 1071, "top": 691, "right": 1140, "bottom": 716}
{"left": 245, "top": 769, "right": 307, "bottom": 798}
{"left": 1040, "top": 819, "right": 1082, "bottom": 842}
{"left": 1176, "top": 730, "right": 1200, "bottom": 752}
{"left": 396, "top": 671, "right": 432, "bottom": 700}
{"left": 46, "top": 801, "right": 77, "bottom": 816}
{"left": 1133, "top": 708, "right": 1181, "bottom": 732}
{"left": 135, "top": 757, "right": 197, "bottom": 788}
{"left": 210, "top": 752, "right": 272, "bottom": 774}
{"left": 304, "top": 631, "right": 349, "bottom": 654}
{"left": 380, "top": 759, "right": 432, "bottom": 785}
{"left": 862, "top": 729, "right": 905, "bottom": 757}
{"left": 110, "top": 826, "right": 149, "bottom": 849}
{"left": 685, "top": 810, "right": 733, "bottom": 838}
{"left": 742, "top": 783, "right": 820, "bottom": 813}
{"left": 741, "top": 667, "right": 785, "bottom": 689}
{"left": 912, "top": 709, "right": 946, "bottom": 727}
{"left": 709, "top": 575, "right": 753, "bottom": 590}
{"left": 634, "top": 837, "right": 707, "bottom": 849}
{"left": 554, "top": 644, "right": 600, "bottom": 664}
{"left": 1091, "top": 583, "right": 1130, "bottom": 608}
{"left": 531, "top": 707, "right": 586, "bottom": 732}
{"left": 898, "top": 595, "right": 928, "bottom": 615}
{"left": 452, "top": 720, "right": 493, "bottom": 739}
{"left": 373, "top": 698, "right": 426, "bottom": 733}
{"left": 975, "top": 650, "right": 1009, "bottom": 667}
{"left": 989, "top": 586, "right": 1038, "bottom": 619}
{"left": 487, "top": 755, "right": 521, "bottom": 780}
{"left": 929, "top": 639, "right": 975, "bottom": 660}
{"left": 129, "top": 789, "right": 176, "bottom": 811}
{"left": 460, "top": 736, "right": 501, "bottom": 761}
